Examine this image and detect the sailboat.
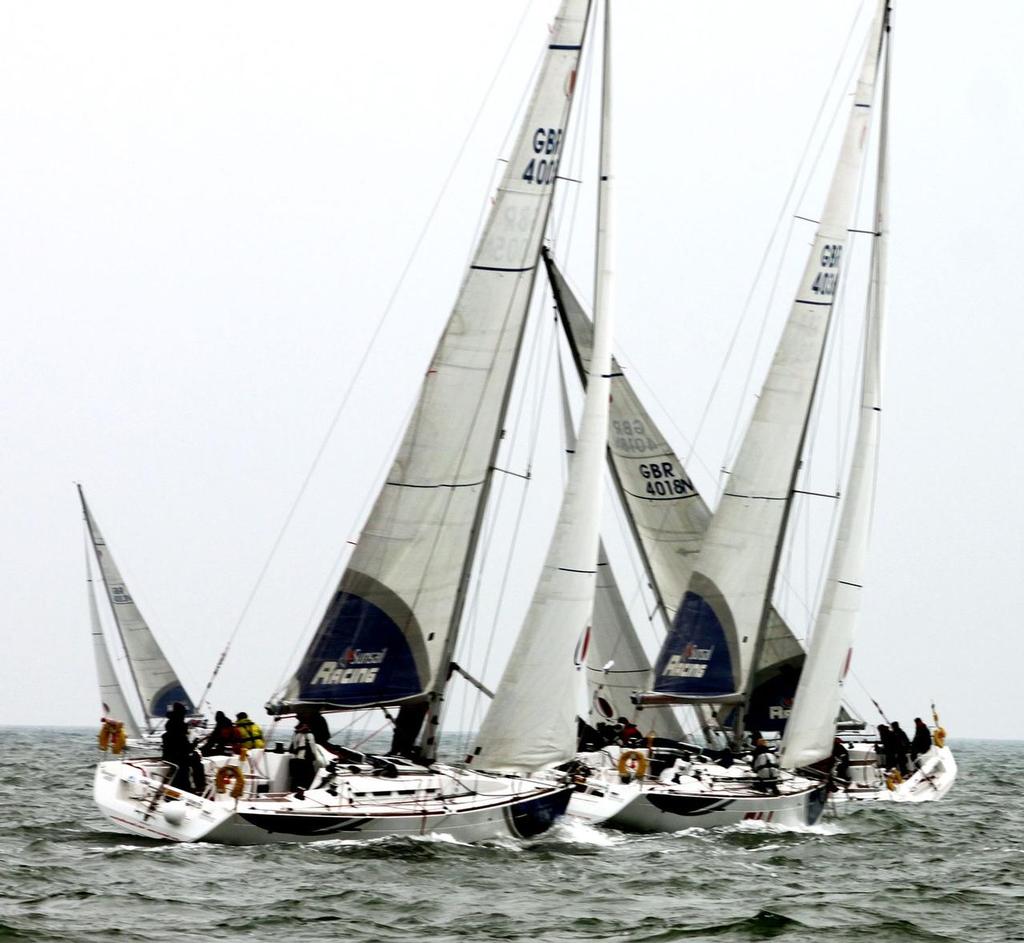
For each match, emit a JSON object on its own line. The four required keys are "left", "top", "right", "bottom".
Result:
{"left": 93, "top": 0, "right": 610, "bottom": 845}
{"left": 560, "top": 0, "right": 897, "bottom": 831}
{"left": 80, "top": 484, "right": 197, "bottom": 747}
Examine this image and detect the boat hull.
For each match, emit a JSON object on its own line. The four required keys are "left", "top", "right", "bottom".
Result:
{"left": 94, "top": 755, "right": 571, "bottom": 845}
{"left": 566, "top": 748, "right": 827, "bottom": 831}
{"left": 835, "top": 744, "right": 957, "bottom": 804}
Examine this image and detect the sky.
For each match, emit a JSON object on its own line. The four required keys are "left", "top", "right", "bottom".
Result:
{"left": 1, "top": 1, "right": 1021, "bottom": 742}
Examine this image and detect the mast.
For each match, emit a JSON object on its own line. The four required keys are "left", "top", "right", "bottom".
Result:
{"left": 468, "top": 0, "right": 615, "bottom": 772}
{"left": 641, "top": 1, "right": 889, "bottom": 741}
{"left": 780, "top": 6, "right": 891, "bottom": 769}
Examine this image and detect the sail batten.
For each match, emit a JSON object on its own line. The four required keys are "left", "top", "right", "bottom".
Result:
{"left": 648, "top": 1, "right": 889, "bottom": 716}
{"left": 279, "top": 2, "right": 592, "bottom": 741}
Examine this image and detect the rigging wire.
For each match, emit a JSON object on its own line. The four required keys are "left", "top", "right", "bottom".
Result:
{"left": 194, "top": 2, "right": 548, "bottom": 713}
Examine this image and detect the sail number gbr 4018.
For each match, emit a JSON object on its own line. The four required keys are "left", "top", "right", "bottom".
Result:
{"left": 522, "top": 128, "right": 563, "bottom": 185}
{"left": 810, "top": 243, "right": 844, "bottom": 297}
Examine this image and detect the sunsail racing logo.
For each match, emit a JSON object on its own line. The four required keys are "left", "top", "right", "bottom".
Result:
{"left": 663, "top": 642, "right": 715, "bottom": 679}
{"left": 311, "top": 647, "right": 388, "bottom": 686}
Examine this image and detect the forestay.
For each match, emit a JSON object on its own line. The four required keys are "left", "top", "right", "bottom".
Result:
{"left": 781, "top": 7, "right": 890, "bottom": 770}
{"left": 279, "top": 1, "right": 592, "bottom": 722}
{"left": 87, "top": 544, "right": 142, "bottom": 739}
{"left": 648, "top": 2, "right": 889, "bottom": 708}
{"left": 79, "top": 485, "right": 195, "bottom": 721}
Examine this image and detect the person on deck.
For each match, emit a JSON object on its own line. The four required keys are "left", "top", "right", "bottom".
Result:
{"left": 751, "top": 738, "right": 780, "bottom": 795}
{"left": 889, "top": 721, "right": 911, "bottom": 775}
{"left": 235, "top": 712, "right": 265, "bottom": 750}
{"left": 161, "top": 702, "right": 195, "bottom": 792}
{"left": 911, "top": 717, "right": 932, "bottom": 760}
{"left": 831, "top": 737, "right": 851, "bottom": 786}
{"left": 875, "top": 724, "right": 892, "bottom": 769}
{"left": 201, "top": 711, "right": 240, "bottom": 756}
{"left": 295, "top": 706, "right": 332, "bottom": 748}
{"left": 289, "top": 722, "right": 321, "bottom": 790}
{"left": 618, "top": 717, "right": 642, "bottom": 746}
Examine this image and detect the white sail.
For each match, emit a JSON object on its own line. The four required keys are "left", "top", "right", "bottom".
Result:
{"left": 554, "top": 353, "right": 684, "bottom": 740}
{"left": 648, "top": 2, "right": 889, "bottom": 710}
{"left": 79, "top": 486, "right": 195, "bottom": 723}
{"left": 87, "top": 547, "right": 142, "bottom": 739}
{"left": 280, "top": 3, "right": 592, "bottom": 756}
{"left": 781, "top": 16, "right": 890, "bottom": 770}
{"left": 547, "top": 252, "right": 803, "bottom": 733}
{"left": 469, "top": 1, "right": 615, "bottom": 773}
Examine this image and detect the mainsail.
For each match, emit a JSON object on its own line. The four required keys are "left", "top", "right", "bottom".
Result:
{"left": 87, "top": 543, "right": 142, "bottom": 739}
{"left": 781, "top": 10, "right": 890, "bottom": 769}
{"left": 546, "top": 252, "right": 803, "bottom": 732}
{"left": 79, "top": 485, "right": 195, "bottom": 724}
{"left": 645, "top": 2, "right": 889, "bottom": 715}
{"left": 278, "top": 2, "right": 592, "bottom": 754}
{"left": 468, "top": 0, "right": 614, "bottom": 773}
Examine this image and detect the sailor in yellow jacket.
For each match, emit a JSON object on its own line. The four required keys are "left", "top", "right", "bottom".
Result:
{"left": 234, "top": 712, "right": 265, "bottom": 750}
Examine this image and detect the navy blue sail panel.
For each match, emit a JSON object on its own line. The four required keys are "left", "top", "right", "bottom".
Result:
{"left": 150, "top": 683, "right": 196, "bottom": 718}
{"left": 717, "top": 655, "right": 805, "bottom": 733}
{"left": 291, "top": 577, "right": 426, "bottom": 709}
{"left": 652, "top": 590, "right": 737, "bottom": 697}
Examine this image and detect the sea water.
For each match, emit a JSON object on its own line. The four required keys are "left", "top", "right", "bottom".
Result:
{"left": 1, "top": 730, "right": 1020, "bottom": 942}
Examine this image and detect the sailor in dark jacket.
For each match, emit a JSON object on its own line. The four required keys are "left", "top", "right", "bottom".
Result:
{"left": 889, "top": 721, "right": 912, "bottom": 775}
{"left": 911, "top": 717, "right": 932, "bottom": 759}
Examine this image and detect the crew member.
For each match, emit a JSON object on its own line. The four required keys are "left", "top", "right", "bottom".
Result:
{"left": 751, "top": 738, "right": 780, "bottom": 795}
{"left": 911, "top": 717, "right": 932, "bottom": 759}
{"left": 235, "top": 712, "right": 265, "bottom": 750}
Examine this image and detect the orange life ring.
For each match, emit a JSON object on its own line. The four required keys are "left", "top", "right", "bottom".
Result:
{"left": 215, "top": 765, "right": 245, "bottom": 799}
{"left": 617, "top": 749, "right": 649, "bottom": 779}
{"left": 885, "top": 769, "right": 903, "bottom": 791}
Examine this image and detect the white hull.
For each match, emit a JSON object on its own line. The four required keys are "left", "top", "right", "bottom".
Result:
{"left": 94, "top": 751, "right": 571, "bottom": 845}
{"left": 567, "top": 748, "right": 827, "bottom": 832}
{"left": 834, "top": 743, "right": 957, "bottom": 804}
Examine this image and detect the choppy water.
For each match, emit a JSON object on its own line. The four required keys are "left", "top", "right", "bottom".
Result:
{"left": 0, "top": 730, "right": 1020, "bottom": 942}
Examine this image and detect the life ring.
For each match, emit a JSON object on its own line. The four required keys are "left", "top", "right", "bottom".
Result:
{"left": 98, "top": 720, "right": 127, "bottom": 755}
{"left": 215, "top": 765, "right": 246, "bottom": 799}
{"left": 932, "top": 727, "right": 946, "bottom": 749}
{"left": 885, "top": 769, "right": 903, "bottom": 791}
{"left": 617, "top": 750, "right": 649, "bottom": 779}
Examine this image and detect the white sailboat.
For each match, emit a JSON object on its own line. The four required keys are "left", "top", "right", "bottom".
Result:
{"left": 93, "top": 0, "right": 602, "bottom": 845}
{"left": 80, "top": 484, "right": 197, "bottom": 746}
{"left": 565, "top": 0, "right": 894, "bottom": 831}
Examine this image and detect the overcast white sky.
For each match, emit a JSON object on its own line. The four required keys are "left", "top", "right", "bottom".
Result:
{"left": 1, "top": 2, "right": 1021, "bottom": 742}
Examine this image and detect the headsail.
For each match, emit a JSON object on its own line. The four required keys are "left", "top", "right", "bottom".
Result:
{"left": 87, "top": 543, "right": 142, "bottom": 739}
{"left": 646, "top": 2, "right": 889, "bottom": 712}
{"left": 546, "top": 251, "right": 803, "bottom": 730}
{"left": 468, "top": 0, "right": 613, "bottom": 773}
{"left": 554, "top": 349, "right": 684, "bottom": 740}
{"left": 277, "top": 2, "right": 592, "bottom": 746}
{"left": 781, "top": 10, "right": 890, "bottom": 769}
{"left": 79, "top": 485, "right": 195, "bottom": 723}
